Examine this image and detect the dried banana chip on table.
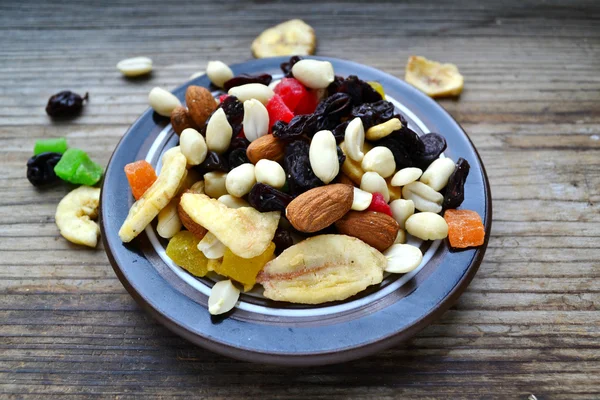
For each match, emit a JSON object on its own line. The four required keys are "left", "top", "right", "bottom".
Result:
{"left": 251, "top": 19, "right": 316, "bottom": 58}
{"left": 405, "top": 56, "right": 464, "bottom": 98}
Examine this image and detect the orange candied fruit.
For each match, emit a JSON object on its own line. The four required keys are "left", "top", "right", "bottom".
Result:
{"left": 124, "top": 160, "right": 157, "bottom": 200}
{"left": 444, "top": 209, "right": 485, "bottom": 249}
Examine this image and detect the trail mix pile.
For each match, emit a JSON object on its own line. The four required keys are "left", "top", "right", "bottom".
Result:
{"left": 119, "top": 56, "right": 484, "bottom": 315}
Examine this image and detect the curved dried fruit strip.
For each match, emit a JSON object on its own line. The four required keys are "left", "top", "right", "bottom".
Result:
{"left": 251, "top": 19, "right": 316, "bottom": 58}
{"left": 405, "top": 56, "right": 464, "bottom": 98}
{"left": 444, "top": 209, "right": 485, "bottom": 249}
{"left": 124, "top": 160, "right": 157, "bottom": 200}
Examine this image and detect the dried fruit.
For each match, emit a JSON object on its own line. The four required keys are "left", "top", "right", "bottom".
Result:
{"left": 116, "top": 56, "right": 152, "bottom": 77}
{"left": 444, "top": 209, "right": 485, "bottom": 249}
{"left": 376, "top": 127, "right": 425, "bottom": 170}
{"left": 280, "top": 55, "right": 302, "bottom": 77}
{"left": 219, "top": 95, "right": 244, "bottom": 136}
{"left": 266, "top": 94, "right": 294, "bottom": 126}
{"left": 228, "top": 148, "right": 251, "bottom": 170}
{"left": 124, "top": 160, "right": 157, "bottom": 200}
{"left": 179, "top": 193, "right": 280, "bottom": 259}
{"left": 350, "top": 100, "right": 396, "bottom": 130}
{"left": 45, "top": 90, "right": 88, "bottom": 118}
{"left": 314, "top": 93, "right": 352, "bottom": 131}
{"left": 443, "top": 158, "right": 470, "bottom": 209}
{"left": 34, "top": 138, "right": 68, "bottom": 155}
{"left": 148, "top": 87, "right": 181, "bottom": 117}
{"left": 223, "top": 73, "right": 273, "bottom": 91}
{"left": 229, "top": 136, "right": 251, "bottom": 152}
{"left": 119, "top": 147, "right": 187, "bottom": 242}
{"left": 251, "top": 19, "right": 316, "bottom": 58}
{"left": 284, "top": 140, "right": 323, "bottom": 195}
{"left": 195, "top": 151, "right": 229, "bottom": 174}
{"left": 272, "top": 227, "right": 294, "bottom": 254}
{"left": 248, "top": 183, "right": 293, "bottom": 212}
{"left": 26, "top": 152, "right": 62, "bottom": 187}
{"left": 213, "top": 242, "right": 276, "bottom": 291}
{"left": 335, "top": 211, "right": 399, "bottom": 252}
{"left": 285, "top": 184, "right": 353, "bottom": 233}
{"left": 186, "top": 85, "right": 217, "bottom": 127}
{"left": 416, "top": 133, "right": 447, "bottom": 170}
{"left": 335, "top": 75, "right": 382, "bottom": 105}
{"left": 272, "top": 114, "right": 318, "bottom": 140}
{"left": 273, "top": 77, "right": 307, "bottom": 110}
{"left": 55, "top": 186, "right": 101, "bottom": 248}
{"left": 166, "top": 231, "right": 209, "bottom": 277}
{"left": 246, "top": 134, "right": 286, "bottom": 164}
{"left": 368, "top": 81, "right": 385, "bottom": 98}
{"left": 170, "top": 106, "right": 198, "bottom": 135}
{"left": 405, "top": 56, "right": 464, "bottom": 98}
{"left": 366, "top": 192, "right": 392, "bottom": 216}
{"left": 54, "top": 148, "right": 103, "bottom": 186}
{"left": 256, "top": 234, "right": 386, "bottom": 304}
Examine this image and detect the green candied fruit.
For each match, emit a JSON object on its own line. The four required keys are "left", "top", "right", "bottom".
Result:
{"left": 54, "top": 148, "right": 103, "bottom": 186}
{"left": 34, "top": 137, "right": 68, "bottom": 155}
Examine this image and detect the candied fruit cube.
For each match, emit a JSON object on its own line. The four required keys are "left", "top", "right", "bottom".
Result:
{"left": 294, "top": 90, "right": 319, "bottom": 115}
{"left": 367, "top": 192, "right": 392, "bottom": 216}
{"left": 166, "top": 231, "right": 209, "bottom": 277}
{"left": 54, "top": 148, "right": 103, "bottom": 186}
{"left": 266, "top": 95, "right": 294, "bottom": 127}
{"left": 34, "top": 137, "right": 68, "bottom": 155}
{"left": 444, "top": 209, "right": 485, "bottom": 249}
{"left": 274, "top": 78, "right": 307, "bottom": 111}
{"left": 124, "top": 160, "right": 157, "bottom": 200}
{"left": 213, "top": 242, "right": 276, "bottom": 291}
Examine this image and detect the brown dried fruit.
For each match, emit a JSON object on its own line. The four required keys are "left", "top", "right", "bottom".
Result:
{"left": 285, "top": 184, "right": 353, "bottom": 233}
{"left": 186, "top": 86, "right": 217, "bottom": 128}
{"left": 246, "top": 134, "right": 286, "bottom": 164}
{"left": 170, "top": 106, "right": 198, "bottom": 135}
{"left": 335, "top": 211, "right": 399, "bottom": 252}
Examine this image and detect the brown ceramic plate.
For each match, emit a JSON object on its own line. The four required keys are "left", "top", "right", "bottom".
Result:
{"left": 100, "top": 57, "right": 492, "bottom": 366}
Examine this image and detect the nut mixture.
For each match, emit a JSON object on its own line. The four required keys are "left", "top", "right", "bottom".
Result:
{"left": 118, "top": 56, "right": 485, "bottom": 315}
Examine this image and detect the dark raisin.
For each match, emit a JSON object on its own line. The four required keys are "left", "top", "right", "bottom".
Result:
{"left": 333, "top": 121, "right": 350, "bottom": 143}
{"left": 272, "top": 114, "right": 318, "bottom": 140}
{"left": 326, "top": 75, "right": 345, "bottom": 97}
{"left": 375, "top": 127, "right": 425, "bottom": 169}
{"left": 337, "top": 146, "right": 346, "bottom": 166}
{"left": 26, "top": 152, "right": 62, "bottom": 187}
{"left": 335, "top": 75, "right": 382, "bottom": 105}
{"left": 284, "top": 140, "right": 323, "bottom": 196}
{"left": 314, "top": 93, "right": 352, "bottom": 131}
{"left": 443, "top": 158, "right": 470, "bottom": 209}
{"left": 223, "top": 74, "right": 272, "bottom": 91}
{"left": 228, "top": 148, "right": 250, "bottom": 170}
{"left": 219, "top": 95, "right": 244, "bottom": 136}
{"left": 45, "top": 91, "right": 88, "bottom": 118}
{"left": 229, "top": 136, "right": 251, "bottom": 151}
{"left": 350, "top": 100, "right": 395, "bottom": 130}
{"left": 280, "top": 56, "right": 302, "bottom": 77}
{"left": 248, "top": 183, "right": 294, "bottom": 212}
{"left": 194, "top": 151, "right": 229, "bottom": 174}
{"left": 272, "top": 227, "right": 294, "bottom": 255}
{"left": 415, "top": 133, "right": 448, "bottom": 170}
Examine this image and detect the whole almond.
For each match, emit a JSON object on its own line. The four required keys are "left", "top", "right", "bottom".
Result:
{"left": 246, "top": 134, "right": 285, "bottom": 164}
{"left": 286, "top": 184, "right": 353, "bottom": 233}
{"left": 186, "top": 85, "right": 217, "bottom": 127}
{"left": 335, "top": 211, "right": 399, "bottom": 252}
{"left": 177, "top": 202, "right": 207, "bottom": 240}
{"left": 170, "top": 106, "right": 198, "bottom": 135}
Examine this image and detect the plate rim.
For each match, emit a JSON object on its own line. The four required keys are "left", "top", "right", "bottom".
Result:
{"left": 100, "top": 56, "right": 492, "bottom": 366}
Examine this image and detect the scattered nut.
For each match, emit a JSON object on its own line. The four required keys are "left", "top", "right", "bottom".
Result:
{"left": 206, "top": 108, "right": 233, "bottom": 154}
{"left": 384, "top": 244, "right": 423, "bottom": 273}
{"left": 365, "top": 118, "right": 402, "bottom": 141}
{"left": 170, "top": 106, "right": 198, "bottom": 135}
{"left": 309, "top": 130, "right": 339, "bottom": 184}
{"left": 180, "top": 128, "right": 207, "bottom": 166}
{"left": 148, "top": 87, "right": 182, "bottom": 117}
{"left": 394, "top": 229, "right": 407, "bottom": 244}
{"left": 335, "top": 211, "right": 399, "bottom": 252}
{"left": 251, "top": 19, "right": 316, "bottom": 58}
{"left": 55, "top": 186, "right": 100, "bottom": 248}
{"left": 206, "top": 61, "right": 234, "bottom": 88}
{"left": 286, "top": 184, "right": 353, "bottom": 233}
{"left": 246, "top": 134, "right": 285, "bottom": 163}
{"left": 117, "top": 56, "right": 152, "bottom": 77}
{"left": 361, "top": 147, "right": 396, "bottom": 178}
{"left": 360, "top": 171, "right": 390, "bottom": 202}
{"left": 242, "top": 99, "right": 270, "bottom": 142}
{"left": 344, "top": 117, "right": 365, "bottom": 162}
{"left": 204, "top": 171, "right": 228, "bottom": 198}
{"left": 389, "top": 199, "right": 415, "bottom": 230}
{"left": 255, "top": 159, "right": 286, "bottom": 189}
{"left": 229, "top": 84, "right": 274, "bottom": 104}
{"left": 391, "top": 167, "right": 422, "bottom": 187}
{"left": 351, "top": 187, "right": 373, "bottom": 211}
{"left": 420, "top": 157, "right": 455, "bottom": 191}
{"left": 186, "top": 85, "right": 217, "bottom": 127}
{"left": 402, "top": 181, "right": 444, "bottom": 213}
{"left": 291, "top": 59, "right": 335, "bottom": 89}
{"left": 405, "top": 212, "right": 448, "bottom": 240}
{"left": 197, "top": 232, "right": 227, "bottom": 259}
{"left": 208, "top": 279, "right": 240, "bottom": 315}
{"left": 218, "top": 194, "right": 250, "bottom": 209}
{"left": 405, "top": 56, "right": 464, "bottom": 98}
{"left": 226, "top": 163, "right": 256, "bottom": 198}
{"left": 156, "top": 198, "right": 182, "bottom": 239}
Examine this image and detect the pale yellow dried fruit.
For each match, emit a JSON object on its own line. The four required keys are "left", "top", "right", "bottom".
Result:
{"left": 179, "top": 193, "right": 280, "bottom": 259}
{"left": 256, "top": 234, "right": 386, "bottom": 304}
{"left": 119, "top": 147, "right": 187, "bottom": 242}
{"left": 405, "top": 56, "right": 464, "bottom": 98}
{"left": 251, "top": 19, "right": 316, "bottom": 58}
{"left": 55, "top": 186, "right": 101, "bottom": 248}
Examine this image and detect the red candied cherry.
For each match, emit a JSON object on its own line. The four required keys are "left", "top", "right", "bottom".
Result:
{"left": 274, "top": 78, "right": 307, "bottom": 110}
{"left": 266, "top": 94, "right": 294, "bottom": 127}
{"left": 367, "top": 192, "right": 392, "bottom": 216}
{"left": 219, "top": 94, "right": 229, "bottom": 103}
{"left": 294, "top": 90, "right": 319, "bottom": 115}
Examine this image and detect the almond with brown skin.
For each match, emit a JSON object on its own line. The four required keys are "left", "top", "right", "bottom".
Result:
{"left": 246, "top": 134, "right": 285, "bottom": 164}
{"left": 186, "top": 85, "right": 217, "bottom": 128}
{"left": 335, "top": 211, "right": 399, "bottom": 252}
{"left": 177, "top": 202, "right": 207, "bottom": 240}
{"left": 286, "top": 184, "right": 353, "bottom": 233}
{"left": 170, "top": 106, "right": 198, "bottom": 135}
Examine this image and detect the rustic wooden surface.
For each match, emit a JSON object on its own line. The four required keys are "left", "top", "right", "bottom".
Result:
{"left": 2, "top": 0, "right": 599, "bottom": 398}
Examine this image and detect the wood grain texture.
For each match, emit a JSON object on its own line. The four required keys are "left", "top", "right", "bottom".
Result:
{"left": 1, "top": 0, "right": 599, "bottom": 398}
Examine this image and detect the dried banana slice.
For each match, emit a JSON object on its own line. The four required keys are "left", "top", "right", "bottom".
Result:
{"left": 405, "top": 56, "right": 464, "bottom": 98}
{"left": 256, "top": 234, "right": 386, "bottom": 304}
{"left": 251, "top": 19, "right": 316, "bottom": 58}
{"left": 55, "top": 186, "right": 101, "bottom": 248}
{"left": 179, "top": 193, "right": 280, "bottom": 259}
{"left": 119, "top": 147, "right": 187, "bottom": 242}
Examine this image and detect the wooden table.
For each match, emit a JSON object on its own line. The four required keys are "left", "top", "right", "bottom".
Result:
{"left": 2, "top": 1, "right": 599, "bottom": 398}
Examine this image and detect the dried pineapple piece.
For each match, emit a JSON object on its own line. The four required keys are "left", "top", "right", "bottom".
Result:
{"left": 251, "top": 19, "right": 316, "bottom": 58}
{"left": 214, "top": 242, "right": 276, "bottom": 292}
{"left": 166, "top": 231, "right": 209, "bottom": 277}
{"left": 256, "top": 235, "right": 386, "bottom": 304}
{"left": 405, "top": 56, "right": 464, "bottom": 98}
{"left": 179, "top": 193, "right": 280, "bottom": 259}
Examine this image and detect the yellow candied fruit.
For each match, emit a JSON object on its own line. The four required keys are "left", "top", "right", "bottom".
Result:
{"left": 207, "top": 258, "right": 222, "bottom": 272}
{"left": 165, "top": 231, "right": 209, "bottom": 277}
{"left": 213, "top": 242, "right": 276, "bottom": 291}
{"left": 368, "top": 81, "right": 385, "bottom": 98}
